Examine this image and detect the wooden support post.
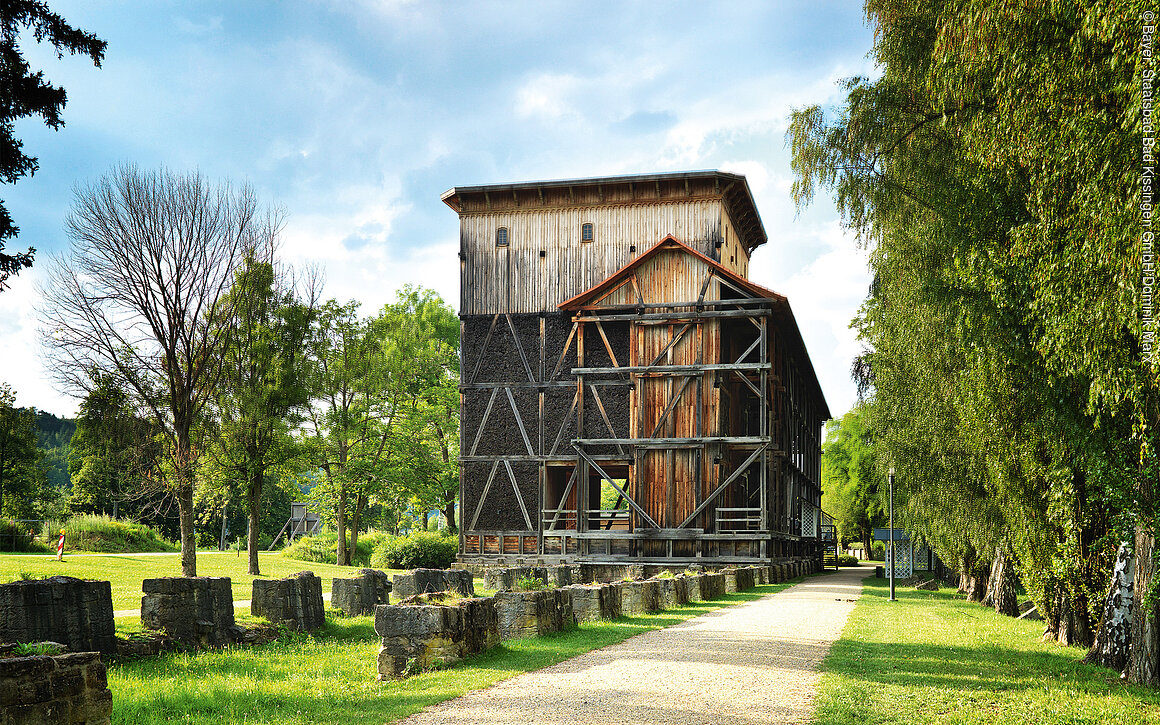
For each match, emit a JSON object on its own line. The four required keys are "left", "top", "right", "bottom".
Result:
{"left": 576, "top": 320, "right": 586, "bottom": 554}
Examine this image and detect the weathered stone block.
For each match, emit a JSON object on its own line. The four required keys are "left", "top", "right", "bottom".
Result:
{"left": 653, "top": 578, "right": 678, "bottom": 610}
{"left": 483, "top": 566, "right": 546, "bottom": 592}
{"left": 494, "top": 589, "right": 575, "bottom": 640}
{"left": 682, "top": 574, "right": 704, "bottom": 603}
{"left": 735, "top": 568, "right": 756, "bottom": 591}
{"left": 577, "top": 563, "right": 643, "bottom": 584}
{"left": 565, "top": 583, "right": 620, "bottom": 623}
{"left": 547, "top": 565, "right": 575, "bottom": 587}
{"left": 332, "top": 569, "right": 392, "bottom": 616}
{"left": 141, "top": 576, "right": 235, "bottom": 647}
{"left": 251, "top": 571, "right": 325, "bottom": 632}
{"left": 374, "top": 598, "right": 498, "bottom": 679}
{"left": 0, "top": 577, "right": 116, "bottom": 655}
{"left": 699, "top": 573, "right": 726, "bottom": 600}
{"left": 0, "top": 651, "right": 111, "bottom": 725}
{"left": 393, "top": 568, "right": 474, "bottom": 599}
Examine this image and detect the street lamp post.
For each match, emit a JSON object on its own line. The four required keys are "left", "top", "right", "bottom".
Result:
{"left": 888, "top": 466, "right": 896, "bottom": 602}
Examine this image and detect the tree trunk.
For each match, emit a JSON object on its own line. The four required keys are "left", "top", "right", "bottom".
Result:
{"left": 336, "top": 485, "right": 348, "bottom": 566}
{"left": 247, "top": 467, "right": 262, "bottom": 576}
{"left": 1085, "top": 542, "right": 1134, "bottom": 672}
{"left": 985, "top": 545, "right": 1019, "bottom": 617}
{"left": 1128, "top": 523, "right": 1159, "bottom": 685}
{"left": 349, "top": 493, "right": 366, "bottom": 565}
{"left": 862, "top": 532, "right": 872, "bottom": 562}
{"left": 961, "top": 551, "right": 989, "bottom": 603}
{"left": 1052, "top": 587, "right": 1094, "bottom": 647}
{"left": 443, "top": 492, "right": 457, "bottom": 534}
{"left": 177, "top": 475, "right": 196, "bottom": 577}
{"left": 175, "top": 431, "right": 196, "bottom": 577}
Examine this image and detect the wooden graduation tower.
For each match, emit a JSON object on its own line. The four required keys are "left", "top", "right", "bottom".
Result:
{"left": 444, "top": 171, "right": 829, "bottom": 565}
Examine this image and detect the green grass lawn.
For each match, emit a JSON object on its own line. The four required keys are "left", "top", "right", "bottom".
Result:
{"left": 0, "top": 551, "right": 407, "bottom": 610}
{"left": 814, "top": 575, "right": 1160, "bottom": 725}
{"left": 107, "top": 580, "right": 803, "bottom": 725}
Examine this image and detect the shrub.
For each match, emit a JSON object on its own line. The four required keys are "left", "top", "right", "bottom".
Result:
{"left": 871, "top": 541, "right": 886, "bottom": 561}
{"left": 0, "top": 519, "right": 50, "bottom": 553}
{"left": 280, "top": 528, "right": 385, "bottom": 568}
{"left": 12, "top": 642, "right": 63, "bottom": 656}
{"left": 837, "top": 554, "right": 860, "bottom": 567}
{"left": 371, "top": 530, "right": 457, "bottom": 570}
{"left": 41, "top": 515, "right": 175, "bottom": 553}
{"left": 514, "top": 574, "right": 547, "bottom": 591}
{"left": 281, "top": 530, "right": 384, "bottom": 567}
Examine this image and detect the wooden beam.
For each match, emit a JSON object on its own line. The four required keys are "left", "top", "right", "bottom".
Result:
{"left": 574, "top": 447, "right": 661, "bottom": 529}
{"left": 648, "top": 374, "right": 696, "bottom": 439}
{"left": 468, "top": 387, "right": 499, "bottom": 456}
{"left": 469, "top": 314, "right": 500, "bottom": 384}
{"left": 505, "top": 313, "right": 537, "bottom": 383}
{"left": 505, "top": 387, "right": 535, "bottom": 456}
{"left": 549, "top": 322, "right": 578, "bottom": 381}
{"left": 573, "top": 308, "right": 772, "bottom": 323}
{"left": 504, "top": 460, "right": 535, "bottom": 531}
{"left": 576, "top": 436, "right": 769, "bottom": 447}
{"left": 574, "top": 362, "right": 770, "bottom": 376}
{"left": 548, "top": 387, "right": 580, "bottom": 455}
{"left": 468, "top": 461, "right": 502, "bottom": 530}
{"left": 594, "top": 320, "right": 620, "bottom": 368}
{"left": 589, "top": 385, "right": 624, "bottom": 454}
{"left": 545, "top": 466, "right": 579, "bottom": 531}
{"left": 573, "top": 297, "right": 774, "bottom": 313}
{"left": 646, "top": 323, "right": 692, "bottom": 367}
{"left": 678, "top": 445, "right": 767, "bottom": 528}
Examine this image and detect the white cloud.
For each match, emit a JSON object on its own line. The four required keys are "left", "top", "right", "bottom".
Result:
{"left": 752, "top": 220, "right": 871, "bottom": 418}
{"left": 0, "top": 271, "right": 77, "bottom": 416}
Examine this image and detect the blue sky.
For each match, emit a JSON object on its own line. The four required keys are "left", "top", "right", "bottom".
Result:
{"left": 1, "top": 0, "right": 875, "bottom": 417}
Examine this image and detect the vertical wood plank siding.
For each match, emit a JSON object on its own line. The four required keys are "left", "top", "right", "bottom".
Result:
{"left": 460, "top": 199, "right": 747, "bottom": 314}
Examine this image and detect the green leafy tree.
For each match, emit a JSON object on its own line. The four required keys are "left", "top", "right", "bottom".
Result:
{"left": 820, "top": 403, "right": 883, "bottom": 555}
{"left": 204, "top": 254, "right": 317, "bottom": 574}
{"left": 67, "top": 370, "right": 162, "bottom": 520}
{"left": 788, "top": 0, "right": 1153, "bottom": 671}
{"left": 0, "top": 1, "right": 106, "bottom": 289}
{"left": 0, "top": 383, "right": 45, "bottom": 518}
{"left": 302, "top": 300, "right": 388, "bottom": 565}
{"left": 376, "top": 286, "right": 459, "bottom": 532}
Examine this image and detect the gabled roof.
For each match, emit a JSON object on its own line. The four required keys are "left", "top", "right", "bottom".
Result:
{"left": 558, "top": 235, "right": 785, "bottom": 310}
{"left": 559, "top": 235, "right": 831, "bottom": 420}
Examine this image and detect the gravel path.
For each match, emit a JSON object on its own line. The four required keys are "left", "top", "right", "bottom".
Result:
{"left": 398, "top": 566, "right": 868, "bottom": 725}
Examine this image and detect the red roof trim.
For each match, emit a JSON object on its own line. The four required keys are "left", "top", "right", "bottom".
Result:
{"left": 558, "top": 235, "right": 786, "bottom": 310}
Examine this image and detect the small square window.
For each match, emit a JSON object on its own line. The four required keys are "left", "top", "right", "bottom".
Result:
{"left": 581, "top": 222, "right": 594, "bottom": 243}
{"left": 496, "top": 227, "right": 509, "bottom": 247}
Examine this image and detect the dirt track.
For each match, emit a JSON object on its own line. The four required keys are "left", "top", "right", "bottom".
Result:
{"left": 397, "top": 566, "right": 867, "bottom": 725}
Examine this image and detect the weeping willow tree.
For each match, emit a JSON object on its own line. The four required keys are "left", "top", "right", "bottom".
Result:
{"left": 790, "top": 0, "right": 1157, "bottom": 682}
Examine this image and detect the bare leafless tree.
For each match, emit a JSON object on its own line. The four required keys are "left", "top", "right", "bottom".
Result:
{"left": 39, "top": 164, "right": 279, "bottom": 576}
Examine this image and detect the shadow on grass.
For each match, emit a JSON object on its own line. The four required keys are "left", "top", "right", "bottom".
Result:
{"left": 823, "top": 577, "right": 1160, "bottom": 707}
{"left": 109, "top": 579, "right": 809, "bottom": 724}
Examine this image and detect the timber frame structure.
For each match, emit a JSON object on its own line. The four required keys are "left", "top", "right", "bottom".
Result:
{"left": 445, "top": 171, "right": 830, "bottom": 566}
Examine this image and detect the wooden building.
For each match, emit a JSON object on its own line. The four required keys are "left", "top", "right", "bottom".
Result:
{"left": 444, "top": 171, "right": 830, "bottom": 565}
